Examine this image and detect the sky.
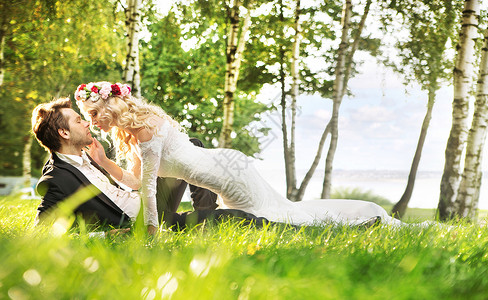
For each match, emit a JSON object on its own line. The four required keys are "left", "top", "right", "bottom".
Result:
{"left": 254, "top": 57, "right": 455, "bottom": 172}
{"left": 251, "top": 57, "right": 488, "bottom": 209}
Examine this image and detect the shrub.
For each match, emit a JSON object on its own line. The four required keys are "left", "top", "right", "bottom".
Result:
{"left": 331, "top": 186, "right": 393, "bottom": 206}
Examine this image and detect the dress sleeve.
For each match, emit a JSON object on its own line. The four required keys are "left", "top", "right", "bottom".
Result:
{"left": 119, "top": 168, "right": 141, "bottom": 190}
{"left": 112, "top": 146, "right": 142, "bottom": 190}
{"left": 139, "top": 136, "right": 164, "bottom": 227}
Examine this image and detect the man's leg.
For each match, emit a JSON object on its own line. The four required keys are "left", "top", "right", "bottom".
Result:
{"left": 155, "top": 177, "right": 187, "bottom": 223}
{"left": 155, "top": 138, "right": 218, "bottom": 225}
{"left": 165, "top": 209, "right": 272, "bottom": 230}
{"left": 188, "top": 138, "right": 218, "bottom": 210}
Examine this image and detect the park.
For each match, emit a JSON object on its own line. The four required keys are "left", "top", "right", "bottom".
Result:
{"left": 1, "top": 0, "right": 488, "bottom": 298}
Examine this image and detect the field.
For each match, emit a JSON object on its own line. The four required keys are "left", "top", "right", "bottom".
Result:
{"left": 1, "top": 197, "right": 488, "bottom": 299}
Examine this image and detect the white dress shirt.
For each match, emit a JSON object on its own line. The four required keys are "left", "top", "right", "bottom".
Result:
{"left": 55, "top": 151, "right": 141, "bottom": 221}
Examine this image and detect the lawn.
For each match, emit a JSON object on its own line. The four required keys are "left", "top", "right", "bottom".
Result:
{"left": 1, "top": 196, "right": 488, "bottom": 299}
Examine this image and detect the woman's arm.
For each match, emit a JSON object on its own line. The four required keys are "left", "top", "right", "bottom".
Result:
{"left": 86, "top": 138, "right": 141, "bottom": 190}
{"left": 138, "top": 131, "right": 164, "bottom": 234}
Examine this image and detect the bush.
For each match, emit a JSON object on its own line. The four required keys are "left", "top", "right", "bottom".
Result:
{"left": 331, "top": 186, "right": 393, "bottom": 206}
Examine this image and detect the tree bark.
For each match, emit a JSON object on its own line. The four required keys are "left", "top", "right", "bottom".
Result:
{"left": 0, "top": 20, "right": 8, "bottom": 87}
{"left": 341, "top": 0, "right": 371, "bottom": 97}
{"left": 279, "top": 0, "right": 294, "bottom": 198}
{"left": 454, "top": 28, "right": 488, "bottom": 220}
{"left": 294, "top": 122, "right": 331, "bottom": 201}
{"left": 123, "top": 0, "right": 142, "bottom": 97}
{"left": 392, "top": 87, "right": 435, "bottom": 218}
{"left": 286, "top": 0, "right": 301, "bottom": 201}
{"left": 320, "top": 0, "right": 352, "bottom": 199}
{"left": 437, "top": 0, "right": 479, "bottom": 220}
{"left": 320, "top": 0, "right": 370, "bottom": 199}
{"left": 219, "top": 1, "right": 251, "bottom": 148}
{"left": 22, "top": 136, "right": 32, "bottom": 188}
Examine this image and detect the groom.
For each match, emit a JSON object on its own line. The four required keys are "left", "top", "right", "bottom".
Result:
{"left": 31, "top": 97, "right": 268, "bottom": 232}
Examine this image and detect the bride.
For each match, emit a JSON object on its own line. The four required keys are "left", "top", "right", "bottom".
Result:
{"left": 75, "top": 81, "right": 401, "bottom": 233}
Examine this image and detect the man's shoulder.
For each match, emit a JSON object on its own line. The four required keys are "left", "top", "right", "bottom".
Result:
{"left": 37, "top": 157, "right": 79, "bottom": 192}
{"left": 39, "top": 159, "right": 71, "bottom": 180}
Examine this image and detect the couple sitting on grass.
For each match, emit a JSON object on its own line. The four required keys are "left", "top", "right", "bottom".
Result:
{"left": 31, "top": 81, "right": 401, "bottom": 236}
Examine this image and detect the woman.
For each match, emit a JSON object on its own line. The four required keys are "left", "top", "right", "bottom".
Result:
{"left": 76, "top": 81, "right": 401, "bottom": 233}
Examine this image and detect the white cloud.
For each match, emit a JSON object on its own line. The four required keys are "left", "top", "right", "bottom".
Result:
{"left": 313, "top": 109, "right": 330, "bottom": 120}
{"left": 347, "top": 105, "right": 396, "bottom": 123}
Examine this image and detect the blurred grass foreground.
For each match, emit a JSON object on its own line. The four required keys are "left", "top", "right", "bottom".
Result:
{"left": 1, "top": 194, "right": 488, "bottom": 299}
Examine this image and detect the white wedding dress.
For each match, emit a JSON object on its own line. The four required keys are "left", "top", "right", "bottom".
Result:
{"left": 139, "top": 122, "right": 402, "bottom": 227}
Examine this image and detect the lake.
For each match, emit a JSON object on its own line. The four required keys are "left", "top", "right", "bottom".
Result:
{"left": 256, "top": 168, "right": 488, "bottom": 210}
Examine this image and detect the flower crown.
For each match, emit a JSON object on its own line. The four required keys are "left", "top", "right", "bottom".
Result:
{"left": 75, "top": 81, "right": 131, "bottom": 102}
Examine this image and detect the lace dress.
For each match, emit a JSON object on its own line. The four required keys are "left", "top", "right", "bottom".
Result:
{"left": 139, "top": 122, "right": 402, "bottom": 227}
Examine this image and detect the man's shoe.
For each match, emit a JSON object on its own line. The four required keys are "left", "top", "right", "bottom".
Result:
{"left": 357, "top": 216, "right": 381, "bottom": 229}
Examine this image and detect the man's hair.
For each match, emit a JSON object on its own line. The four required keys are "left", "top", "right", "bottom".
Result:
{"left": 31, "top": 98, "right": 72, "bottom": 152}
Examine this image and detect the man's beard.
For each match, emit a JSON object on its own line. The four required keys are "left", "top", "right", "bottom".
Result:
{"left": 73, "top": 137, "right": 92, "bottom": 150}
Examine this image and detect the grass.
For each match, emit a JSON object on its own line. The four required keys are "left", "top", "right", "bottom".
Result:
{"left": 2, "top": 196, "right": 488, "bottom": 299}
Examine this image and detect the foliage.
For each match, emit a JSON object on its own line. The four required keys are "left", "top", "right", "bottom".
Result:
{"left": 0, "top": 0, "right": 126, "bottom": 175}
{"left": 3, "top": 197, "right": 488, "bottom": 299}
{"left": 379, "top": 0, "right": 462, "bottom": 90}
{"left": 331, "top": 186, "right": 393, "bottom": 207}
{"left": 140, "top": 6, "right": 271, "bottom": 155}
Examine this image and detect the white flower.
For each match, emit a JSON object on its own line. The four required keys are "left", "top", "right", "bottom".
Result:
{"left": 77, "top": 90, "right": 87, "bottom": 100}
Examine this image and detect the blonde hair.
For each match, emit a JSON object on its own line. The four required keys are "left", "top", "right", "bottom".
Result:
{"left": 77, "top": 93, "right": 181, "bottom": 164}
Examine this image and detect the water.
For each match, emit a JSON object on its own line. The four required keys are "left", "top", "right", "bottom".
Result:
{"left": 256, "top": 168, "right": 488, "bottom": 210}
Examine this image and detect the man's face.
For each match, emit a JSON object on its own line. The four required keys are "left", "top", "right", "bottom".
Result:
{"left": 60, "top": 108, "right": 93, "bottom": 148}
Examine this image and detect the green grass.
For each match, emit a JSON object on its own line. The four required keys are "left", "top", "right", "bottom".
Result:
{"left": 2, "top": 197, "right": 488, "bottom": 299}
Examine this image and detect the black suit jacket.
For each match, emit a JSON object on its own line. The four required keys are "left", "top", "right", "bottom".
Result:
{"left": 36, "top": 153, "right": 270, "bottom": 230}
{"left": 36, "top": 153, "right": 131, "bottom": 227}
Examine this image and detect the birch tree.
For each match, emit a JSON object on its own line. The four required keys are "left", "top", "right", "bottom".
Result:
{"left": 275, "top": 0, "right": 336, "bottom": 201}
{"left": 388, "top": 0, "right": 459, "bottom": 218}
{"left": 0, "top": 1, "right": 18, "bottom": 88}
{"left": 282, "top": 0, "right": 300, "bottom": 199}
{"left": 437, "top": 0, "right": 480, "bottom": 220}
{"left": 320, "top": 0, "right": 371, "bottom": 199}
{"left": 0, "top": 18, "right": 6, "bottom": 87}
{"left": 219, "top": 0, "right": 252, "bottom": 148}
{"left": 122, "top": 0, "right": 142, "bottom": 97}
{"left": 453, "top": 28, "right": 488, "bottom": 219}
{"left": 278, "top": 0, "right": 373, "bottom": 202}
{"left": 141, "top": 3, "right": 271, "bottom": 155}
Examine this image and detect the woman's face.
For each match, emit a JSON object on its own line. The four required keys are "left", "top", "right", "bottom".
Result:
{"left": 88, "top": 109, "right": 112, "bottom": 132}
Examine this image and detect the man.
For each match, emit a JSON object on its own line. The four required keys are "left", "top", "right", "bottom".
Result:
{"left": 31, "top": 98, "right": 268, "bottom": 233}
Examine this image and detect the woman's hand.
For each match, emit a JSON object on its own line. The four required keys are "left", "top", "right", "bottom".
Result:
{"left": 106, "top": 228, "right": 131, "bottom": 237}
{"left": 86, "top": 138, "right": 108, "bottom": 165}
{"left": 147, "top": 225, "right": 158, "bottom": 235}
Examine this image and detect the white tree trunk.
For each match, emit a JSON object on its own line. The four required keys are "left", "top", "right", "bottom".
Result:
{"left": 278, "top": 0, "right": 294, "bottom": 198}
{"left": 0, "top": 23, "right": 7, "bottom": 87}
{"left": 123, "top": 0, "right": 141, "bottom": 97}
{"left": 437, "top": 0, "right": 479, "bottom": 220}
{"left": 22, "top": 136, "right": 32, "bottom": 188}
{"left": 320, "top": 0, "right": 351, "bottom": 199}
{"left": 454, "top": 28, "right": 488, "bottom": 219}
{"left": 219, "top": 2, "right": 251, "bottom": 148}
{"left": 287, "top": 0, "right": 301, "bottom": 201}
